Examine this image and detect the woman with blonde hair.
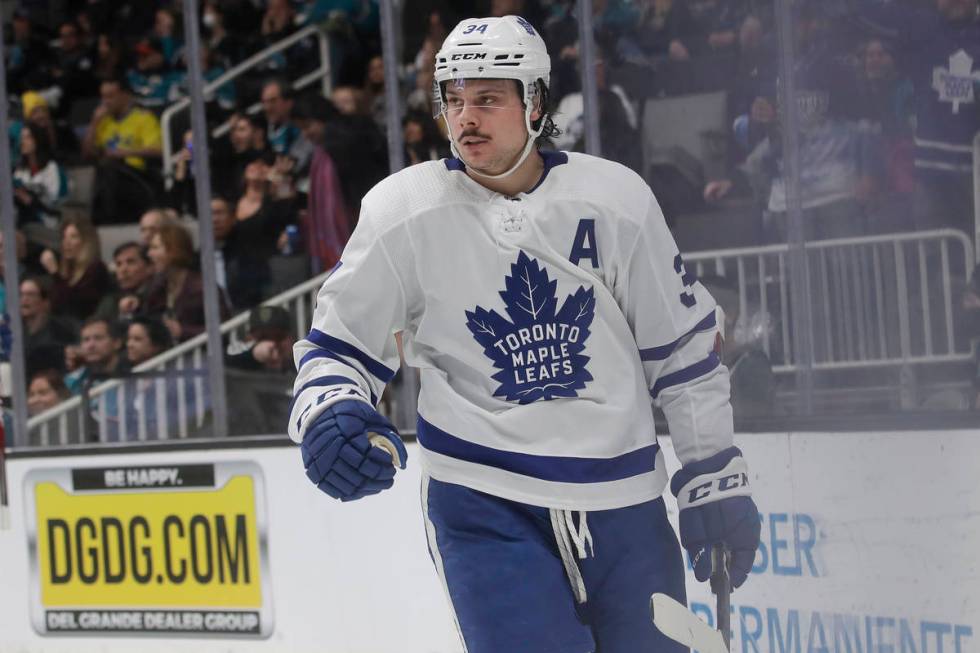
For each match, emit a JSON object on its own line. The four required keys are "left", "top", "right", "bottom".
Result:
{"left": 144, "top": 222, "right": 227, "bottom": 341}
{"left": 40, "top": 216, "right": 111, "bottom": 322}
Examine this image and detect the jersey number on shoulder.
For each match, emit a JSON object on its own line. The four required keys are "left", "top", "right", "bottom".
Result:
{"left": 462, "top": 23, "right": 488, "bottom": 34}
{"left": 674, "top": 254, "right": 697, "bottom": 308}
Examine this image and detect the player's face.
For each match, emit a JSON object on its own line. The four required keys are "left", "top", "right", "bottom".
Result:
{"left": 444, "top": 79, "right": 538, "bottom": 176}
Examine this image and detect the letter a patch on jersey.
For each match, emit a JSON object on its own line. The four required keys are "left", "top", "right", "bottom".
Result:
{"left": 465, "top": 251, "right": 595, "bottom": 404}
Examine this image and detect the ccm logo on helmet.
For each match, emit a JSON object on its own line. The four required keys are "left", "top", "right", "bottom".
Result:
{"left": 687, "top": 472, "right": 749, "bottom": 504}
{"left": 450, "top": 53, "right": 488, "bottom": 61}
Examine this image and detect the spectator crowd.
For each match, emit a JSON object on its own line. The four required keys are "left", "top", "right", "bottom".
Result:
{"left": 2, "top": 0, "right": 979, "bottom": 432}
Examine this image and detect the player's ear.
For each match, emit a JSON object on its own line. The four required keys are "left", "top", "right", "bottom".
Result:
{"left": 528, "top": 81, "right": 543, "bottom": 122}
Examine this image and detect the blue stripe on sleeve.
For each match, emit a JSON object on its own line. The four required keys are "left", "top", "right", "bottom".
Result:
{"left": 417, "top": 417, "right": 659, "bottom": 484}
{"left": 304, "top": 329, "right": 397, "bottom": 383}
{"left": 639, "top": 311, "right": 716, "bottom": 362}
{"left": 298, "top": 349, "right": 349, "bottom": 371}
{"left": 650, "top": 351, "right": 721, "bottom": 399}
{"left": 290, "top": 375, "right": 376, "bottom": 412}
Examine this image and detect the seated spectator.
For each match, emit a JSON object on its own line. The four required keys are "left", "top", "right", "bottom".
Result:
{"left": 854, "top": 37, "right": 915, "bottom": 233}
{"left": 621, "top": 0, "right": 698, "bottom": 63}
{"left": 7, "top": 10, "right": 51, "bottom": 95}
{"left": 21, "top": 91, "right": 78, "bottom": 161}
{"left": 224, "top": 304, "right": 296, "bottom": 435}
{"left": 229, "top": 160, "right": 300, "bottom": 306}
{"left": 77, "top": 316, "right": 129, "bottom": 386}
{"left": 165, "top": 42, "right": 236, "bottom": 122}
{"left": 226, "top": 305, "right": 296, "bottom": 374}
{"left": 261, "top": 78, "right": 312, "bottom": 172}
{"left": 331, "top": 85, "right": 367, "bottom": 117}
{"left": 203, "top": 0, "right": 246, "bottom": 68}
{"left": 211, "top": 113, "right": 273, "bottom": 200}
{"left": 144, "top": 222, "right": 214, "bottom": 341}
{"left": 126, "top": 37, "right": 177, "bottom": 110}
{"left": 28, "top": 368, "right": 71, "bottom": 416}
{"left": 152, "top": 8, "right": 182, "bottom": 67}
{"left": 212, "top": 195, "right": 240, "bottom": 296}
{"left": 403, "top": 111, "right": 451, "bottom": 166}
{"left": 94, "top": 242, "right": 155, "bottom": 321}
{"left": 293, "top": 95, "right": 353, "bottom": 272}
{"left": 362, "top": 55, "right": 387, "bottom": 129}
{"left": 13, "top": 123, "right": 68, "bottom": 227}
{"left": 260, "top": 0, "right": 299, "bottom": 49}
{"left": 552, "top": 49, "right": 641, "bottom": 171}
{"left": 46, "top": 20, "right": 97, "bottom": 119}
{"left": 138, "top": 207, "right": 179, "bottom": 249}
{"left": 83, "top": 76, "right": 163, "bottom": 224}
{"left": 93, "top": 33, "right": 123, "bottom": 81}
{"left": 125, "top": 315, "right": 173, "bottom": 366}
{"left": 40, "top": 216, "right": 112, "bottom": 323}
{"left": 20, "top": 276, "right": 78, "bottom": 366}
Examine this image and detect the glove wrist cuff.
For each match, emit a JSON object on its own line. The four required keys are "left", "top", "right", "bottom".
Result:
{"left": 292, "top": 387, "right": 372, "bottom": 442}
{"left": 675, "top": 456, "right": 751, "bottom": 511}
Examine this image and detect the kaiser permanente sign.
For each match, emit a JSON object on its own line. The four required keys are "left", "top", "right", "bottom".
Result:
{"left": 0, "top": 433, "right": 976, "bottom": 652}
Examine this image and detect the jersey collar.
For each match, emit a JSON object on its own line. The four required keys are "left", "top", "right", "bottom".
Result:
{"left": 443, "top": 150, "right": 569, "bottom": 194}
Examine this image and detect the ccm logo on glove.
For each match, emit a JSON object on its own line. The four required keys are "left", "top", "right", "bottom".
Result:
{"left": 676, "top": 457, "right": 751, "bottom": 510}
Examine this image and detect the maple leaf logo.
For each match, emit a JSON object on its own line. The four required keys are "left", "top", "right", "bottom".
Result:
{"left": 465, "top": 251, "right": 595, "bottom": 404}
{"left": 932, "top": 49, "right": 980, "bottom": 114}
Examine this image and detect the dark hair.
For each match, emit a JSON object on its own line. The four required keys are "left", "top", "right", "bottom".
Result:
{"left": 262, "top": 77, "right": 293, "bottom": 101}
{"left": 81, "top": 316, "right": 124, "bottom": 340}
{"left": 128, "top": 315, "right": 174, "bottom": 351}
{"left": 403, "top": 110, "right": 444, "bottom": 145}
{"left": 22, "top": 122, "right": 53, "bottom": 168}
{"left": 530, "top": 79, "right": 560, "bottom": 142}
{"left": 100, "top": 74, "right": 132, "bottom": 94}
{"left": 21, "top": 274, "right": 52, "bottom": 300}
{"left": 29, "top": 368, "right": 71, "bottom": 399}
{"left": 153, "top": 222, "right": 195, "bottom": 270}
{"left": 292, "top": 93, "right": 338, "bottom": 123}
{"left": 112, "top": 240, "right": 148, "bottom": 261}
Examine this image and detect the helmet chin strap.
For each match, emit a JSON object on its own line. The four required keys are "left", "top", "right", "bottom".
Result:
{"left": 443, "top": 101, "right": 543, "bottom": 181}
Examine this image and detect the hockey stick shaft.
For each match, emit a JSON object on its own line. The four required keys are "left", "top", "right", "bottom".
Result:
{"left": 710, "top": 544, "right": 731, "bottom": 650}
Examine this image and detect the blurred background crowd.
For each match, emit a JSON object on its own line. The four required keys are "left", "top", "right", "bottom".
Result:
{"left": 2, "top": 0, "right": 979, "bottom": 440}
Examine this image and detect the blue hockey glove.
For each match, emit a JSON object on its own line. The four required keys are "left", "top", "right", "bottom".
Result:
{"left": 670, "top": 446, "right": 761, "bottom": 588}
{"left": 300, "top": 399, "right": 407, "bottom": 502}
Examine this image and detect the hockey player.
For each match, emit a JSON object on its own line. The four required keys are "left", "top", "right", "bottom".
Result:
{"left": 290, "top": 15, "right": 761, "bottom": 652}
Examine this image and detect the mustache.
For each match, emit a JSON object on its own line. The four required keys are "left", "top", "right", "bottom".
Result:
{"left": 459, "top": 130, "right": 490, "bottom": 141}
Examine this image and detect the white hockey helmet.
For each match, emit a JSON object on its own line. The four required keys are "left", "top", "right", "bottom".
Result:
{"left": 433, "top": 16, "right": 551, "bottom": 178}
{"left": 434, "top": 15, "right": 550, "bottom": 100}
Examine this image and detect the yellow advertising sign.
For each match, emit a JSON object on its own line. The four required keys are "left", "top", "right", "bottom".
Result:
{"left": 25, "top": 463, "right": 272, "bottom": 637}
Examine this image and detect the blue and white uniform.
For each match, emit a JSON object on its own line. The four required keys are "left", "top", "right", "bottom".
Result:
{"left": 290, "top": 151, "right": 734, "bottom": 651}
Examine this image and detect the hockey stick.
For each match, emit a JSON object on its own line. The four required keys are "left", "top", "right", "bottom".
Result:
{"left": 710, "top": 543, "right": 732, "bottom": 650}
{"left": 650, "top": 544, "right": 732, "bottom": 652}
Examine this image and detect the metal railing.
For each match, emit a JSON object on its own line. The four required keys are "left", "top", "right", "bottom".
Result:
{"left": 24, "top": 229, "right": 976, "bottom": 445}
{"left": 161, "top": 23, "right": 332, "bottom": 189}
{"left": 26, "top": 270, "right": 330, "bottom": 446}
{"left": 686, "top": 229, "right": 975, "bottom": 372}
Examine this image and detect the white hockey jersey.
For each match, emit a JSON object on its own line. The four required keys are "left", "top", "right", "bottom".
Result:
{"left": 289, "top": 151, "right": 734, "bottom": 510}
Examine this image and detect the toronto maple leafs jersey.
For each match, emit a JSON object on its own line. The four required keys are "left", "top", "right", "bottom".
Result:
{"left": 289, "top": 151, "right": 734, "bottom": 510}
